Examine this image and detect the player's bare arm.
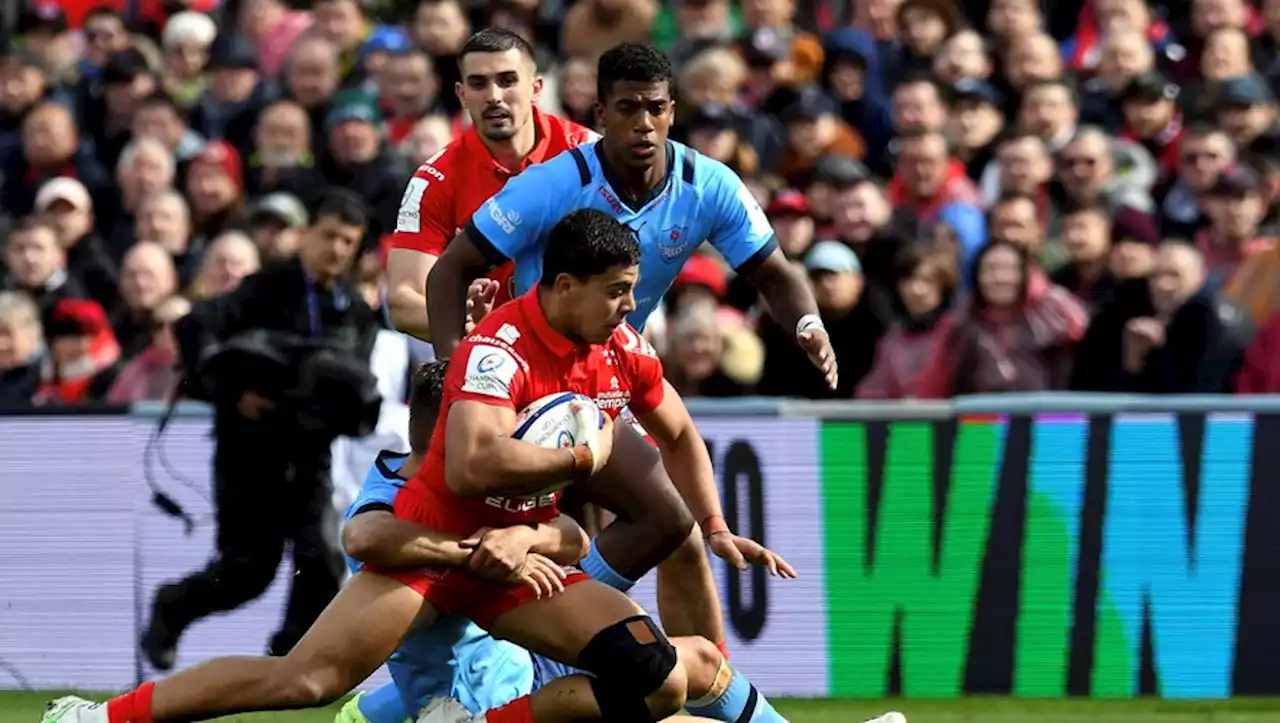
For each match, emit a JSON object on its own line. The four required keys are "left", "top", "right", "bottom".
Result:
{"left": 635, "top": 381, "right": 797, "bottom": 578}
{"left": 632, "top": 380, "right": 723, "bottom": 532}
{"left": 342, "top": 510, "right": 470, "bottom": 568}
{"left": 444, "top": 399, "right": 614, "bottom": 496}
{"left": 387, "top": 247, "right": 438, "bottom": 341}
{"left": 426, "top": 232, "right": 498, "bottom": 358}
{"left": 745, "top": 246, "right": 839, "bottom": 389}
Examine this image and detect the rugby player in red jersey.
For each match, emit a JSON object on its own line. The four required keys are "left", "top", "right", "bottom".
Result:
{"left": 386, "top": 27, "right": 597, "bottom": 341}
{"left": 42, "top": 210, "right": 802, "bottom": 723}
{"left": 391, "top": 208, "right": 795, "bottom": 723}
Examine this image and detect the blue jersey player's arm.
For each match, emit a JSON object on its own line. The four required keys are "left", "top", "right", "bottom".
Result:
{"left": 341, "top": 455, "right": 473, "bottom": 569}
{"left": 426, "top": 154, "right": 581, "bottom": 358}
{"left": 341, "top": 458, "right": 590, "bottom": 569}
{"left": 703, "top": 158, "right": 838, "bottom": 389}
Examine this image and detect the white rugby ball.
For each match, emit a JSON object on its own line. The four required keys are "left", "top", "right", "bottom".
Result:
{"left": 512, "top": 392, "right": 605, "bottom": 451}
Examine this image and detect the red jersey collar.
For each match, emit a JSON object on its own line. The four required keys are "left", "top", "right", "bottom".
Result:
{"left": 462, "top": 107, "right": 555, "bottom": 177}
{"left": 517, "top": 288, "right": 577, "bottom": 357}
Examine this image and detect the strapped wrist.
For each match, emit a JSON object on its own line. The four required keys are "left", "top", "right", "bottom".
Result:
{"left": 701, "top": 515, "right": 730, "bottom": 538}
{"left": 796, "top": 314, "right": 824, "bottom": 336}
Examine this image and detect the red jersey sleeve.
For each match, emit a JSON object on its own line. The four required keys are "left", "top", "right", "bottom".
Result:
{"left": 391, "top": 149, "right": 456, "bottom": 256}
{"left": 446, "top": 338, "right": 528, "bottom": 409}
{"left": 616, "top": 324, "right": 665, "bottom": 414}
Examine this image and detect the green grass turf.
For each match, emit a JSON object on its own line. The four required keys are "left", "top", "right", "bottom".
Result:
{"left": 6, "top": 694, "right": 1280, "bottom": 723}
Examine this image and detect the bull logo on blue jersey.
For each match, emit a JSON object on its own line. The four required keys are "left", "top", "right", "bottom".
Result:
{"left": 658, "top": 227, "right": 689, "bottom": 262}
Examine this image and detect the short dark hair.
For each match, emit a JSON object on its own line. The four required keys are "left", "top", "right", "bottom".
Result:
{"left": 138, "top": 91, "right": 184, "bottom": 120}
{"left": 1058, "top": 197, "right": 1109, "bottom": 218}
{"left": 312, "top": 189, "right": 368, "bottom": 228}
{"left": 597, "top": 42, "right": 673, "bottom": 101}
{"left": 540, "top": 209, "right": 641, "bottom": 286}
{"left": 10, "top": 215, "right": 55, "bottom": 237}
{"left": 894, "top": 72, "right": 943, "bottom": 98}
{"left": 892, "top": 242, "right": 958, "bottom": 296}
{"left": 84, "top": 6, "right": 123, "bottom": 24}
{"left": 408, "top": 361, "right": 449, "bottom": 453}
{"left": 458, "top": 27, "right": 536, "bottom": 68}
{"left": 1024, "top": 76, "right": 1078, "bottom": 105}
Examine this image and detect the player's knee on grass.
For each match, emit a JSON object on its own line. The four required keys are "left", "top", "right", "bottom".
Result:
{"left": 577, "top": 615, "right": 686, "bottom": 722}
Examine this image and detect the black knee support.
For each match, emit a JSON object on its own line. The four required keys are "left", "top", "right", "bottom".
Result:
{"left": 576, "top": 615, "right": 678, "bottom": 722}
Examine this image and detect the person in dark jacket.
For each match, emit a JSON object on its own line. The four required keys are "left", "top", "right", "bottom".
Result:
{"left": 144, "top": 190, "right": 379, "bottom": 668}
{"left": 1073, "top": 240, "right": 1251, "bottom": 392}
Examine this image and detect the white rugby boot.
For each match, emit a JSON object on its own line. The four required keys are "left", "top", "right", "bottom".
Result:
{"left": 41, "top": 697, "right": 109, "bottom": 723}
{"left": 863, "top": 713, "right": 907, "bottom": 723}
{"left": 414, "top": 697, "right": 476, "bottom": 723}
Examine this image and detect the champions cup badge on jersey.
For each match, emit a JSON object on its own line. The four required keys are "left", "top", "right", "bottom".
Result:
{"left": 658, "top": 227, "right": 689, "bottom": 262}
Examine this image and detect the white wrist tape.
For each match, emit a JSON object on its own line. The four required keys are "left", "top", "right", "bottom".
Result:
{"left": 796, "top": 314, "right": 825, "bottom": 336}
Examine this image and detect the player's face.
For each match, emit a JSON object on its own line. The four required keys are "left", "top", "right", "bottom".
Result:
{"left": 597, "top": 80, "right": 675, "bottom": 170}
{"left": 457, "top": 49, "right": 543, "bottom": 142}
{"left": 559, "top": 265, "right": 638, "bottom": 343}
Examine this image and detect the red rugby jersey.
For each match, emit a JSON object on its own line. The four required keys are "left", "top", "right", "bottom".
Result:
{"left": 403, "top": 289, "right": 665, "bottom": 534}
{"left": 391, "top": 107, "right": 598, "bottom": 305}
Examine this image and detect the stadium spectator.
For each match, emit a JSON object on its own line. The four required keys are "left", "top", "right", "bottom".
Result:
{"left": 248, "top": 192, "right": 309, "bottom": 263}
{"left": 2, "top": 216, "right": 87, "bottom": 331}
{"left": 34, "top": 178, "right": 119, "bottom": 311}
{"left": 0, "top": 291, "right": 44, "bottom": 407}
{"left": 34, "top": 297, "right": 122, "bottom": 405}
{"left": 244, "top": 99, "right": 325, "bottom": 202}
{"left": 107, "top": 295, "right": 192, "bottom": 403}
{"left": 135, "top": 190, "right": 199, "bottom": 285}
{"left": 190, "top": 231, "right": 262, "bottom": 300}
{"left": 918, "top": 240, "right": 1088, "bottom": 396}
{"left": 186, "top": 141, "right": 248, "bottom": 243}
{"left": 1198, "top": 164, "right": 1273, "bottom": 287}
{"left": 114, "top": 241, "right": 180, "bottom": 358}
{"left": 113, "top": 137, "right": 179, "bottom": 251}
{"left": 858, "top": 243, "right": 957, "bottom": 398}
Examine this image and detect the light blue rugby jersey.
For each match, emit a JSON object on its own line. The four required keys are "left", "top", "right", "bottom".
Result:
{"left": 345, "top": 452, "right": 534, "bottom": 714}
{"left": 465, "top": 140, "right": 778, "bottom": 330}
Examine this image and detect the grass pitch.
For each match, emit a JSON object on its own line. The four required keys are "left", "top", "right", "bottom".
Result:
{"left": 4, "top": 693, "right": 1280, "bottom": 722}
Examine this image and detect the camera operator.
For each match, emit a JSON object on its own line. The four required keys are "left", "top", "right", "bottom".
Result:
{"left": 143, "top": 189, "right": 380, "bottom": 669}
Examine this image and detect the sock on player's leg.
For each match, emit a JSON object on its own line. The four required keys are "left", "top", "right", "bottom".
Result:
{"left": 106, "top": 682, "right": 155, "bottom": 723}
{"left": 686, "top": 662, "right": 785, "bottom": 723}
{"left": 483, "top": 695, "right": 534, "bottom": 723}
{"left": 580, "top": 540, "right": 636, "bottom": 592}
{"left": 358, "top": 683, "right": 410, "bottom": 723}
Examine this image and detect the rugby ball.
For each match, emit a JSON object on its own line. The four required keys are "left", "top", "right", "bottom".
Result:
{"left": 512, "top": 392, "right": 606, "bottom": 450}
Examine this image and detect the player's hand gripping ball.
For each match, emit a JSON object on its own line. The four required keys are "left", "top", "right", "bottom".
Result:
{"left": 513, "top": 392, "right": 608, "bottom": 491}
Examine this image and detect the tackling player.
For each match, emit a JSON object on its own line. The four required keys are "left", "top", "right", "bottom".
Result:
{"left": 386, "top": 27, "right": 596, "bottom": 341}
{"left": 38, "top": 210, "right": 818, "bottom": 723}
{"left": 424, "top": 38, "right": 836, "bottom": 685}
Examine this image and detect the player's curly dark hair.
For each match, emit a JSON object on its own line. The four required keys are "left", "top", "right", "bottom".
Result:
{"left": 408, "top": 360, "right": 449, "bottom": 454}
{"left": 540, "top": 209, "right": 641, "bottom": 286}
{"left": 597, "top": 42, "right": 673, "bottom": 101}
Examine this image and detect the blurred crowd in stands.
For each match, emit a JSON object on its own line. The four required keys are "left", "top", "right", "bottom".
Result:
{"left": 3, "top": 0, "right": 1280, "bottom": 407}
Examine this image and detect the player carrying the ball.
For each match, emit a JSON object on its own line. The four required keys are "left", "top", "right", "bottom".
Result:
{"left": 39, "top": 210, "right": 814, "bottom": 723}
{"left": 423, "top": 39, "right": 837, "bottom": 694}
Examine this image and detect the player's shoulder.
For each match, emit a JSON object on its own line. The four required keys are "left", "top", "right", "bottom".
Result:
{"left": 544, "top": 112, "right": 601, "bottom": 150}
{"left": 676, "top": 141, "right": 735, "bottom": 193}
{"left": 414, "top": 138, "right": 465, "bottom": 178}
{"left": 462, "top": 305, "right": 533, "bottom": 361}
{"left": 608, "top": 322, "right": 659, "bottom": 362}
